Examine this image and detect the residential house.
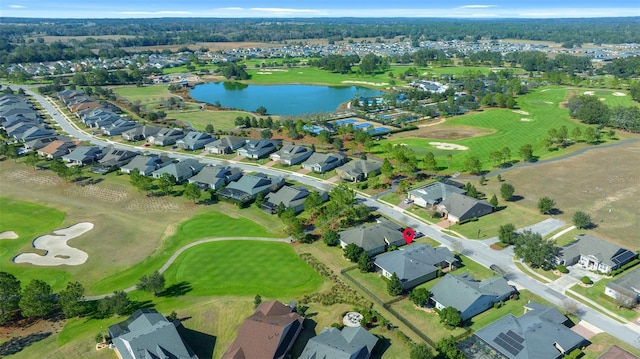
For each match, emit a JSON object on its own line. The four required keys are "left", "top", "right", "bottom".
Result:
{"left": 176, "top": 131, "right": 216, "bottom": 151}
{"left": 15, "top": 126, "right": 56, "bottom": 142}
{"left": 407, "top": 180, "right": 466, "bottom": 207}
{"left": 555, "top": 234, "right": 637, "bottom": 273}
{"left": 302, "top": 152, "right": 348, "bottom": 173}
{"left": 221, "top": 301, "right": 303, "bottom": 359}
{"left": 467, "top": 302, "right": 585, "bottom": 359}
{"left": 373, "top": 243, "right": 458, "bottom": 290}
{"left": 147, "top": 128, "right": 185, "bottom": 146}
{"left": 262, "top": 186, "right": 328, "bottom": 214}
{"left": 151, "top": 158, "right": 205, "bottom": 183}
{"left": 57, "top": 89, "right": 85, "bottom": 104}
{"left": 604, "top": 267, "right": 640, "bottom": 304}
{"left": 122, "top": 125, "right": 161, "bottom": 141}
{"left": 69, "top": 101, "right": 101, "bottom": 114}
{"left": 62, "top": 146, "right": 107, "bottom": 166}
{"left": 92, "top": 148, "right": 139, "bottom": 174}
{"left": 205, "top": 136, "right": 246, "bottom": 154}
{"left": 299, "top": 326, "right": 379, "bottom": 359}
{"left": 102, "top": 119, "right": 139, "bottom": 136}
{"left": 36, "top": 140, "right": 76, "bottom": 159}
{"left": 338, "top": 220, "right": 406, "bottom": 257}
{"left": 1, "top": 113, "right": 43, "bottom": 129}
{"left": 218, "top": 173, "right": 285, "bottom": 203}
{"left": 120, "top": 154, "right": 172, "bottom": 176}
{"left": 270, "top": 144, "right": 313, "bottom": 165}
{"left": 237, "top": 139, "right": 280, "bottom": 159}
{"left": 336, "top": 160, "right": 382, "bottom": 182}
{"left": 108, "top": 308, "right": 198, "bottom": 359}
{"left": 430, "top": 273, "right": 514, "bottom": 320}
{"left": 436, "top": 192, "right": 493, "bottom": 223}
{"left": 187, "top": 165, "right": 243, "bottom": 190}
{"left": 23, "top": 135, "right": 69, "bottom": 151}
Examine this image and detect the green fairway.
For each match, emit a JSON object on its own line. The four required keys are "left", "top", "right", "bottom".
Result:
{"left": 0, "top": 198, "right": 72, "bottom": 288}
{"left": 165, "top": 109, "right": 255, "bottom": 131}
{"left": 376, "top": 86, "right": 601, "bottom": 173}
{"left": 247, "top": 67, "right": 394, "bottom": 87}
{"left": 163, "top": 240, "right": 324, "bottom": 297}
{"left": 90, "top": 211, "right": 279, "bottom": 294}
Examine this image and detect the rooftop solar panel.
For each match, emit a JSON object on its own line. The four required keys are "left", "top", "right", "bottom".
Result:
{"left": 506, "top": 330, "right": 525, "bottom": 343}
{"left": 494, "top": 336, "right": 520, "bottom": 356}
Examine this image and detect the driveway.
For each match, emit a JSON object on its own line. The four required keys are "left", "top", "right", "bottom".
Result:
{"left": 516, "top": 218, "right": 566, "bottom": 237}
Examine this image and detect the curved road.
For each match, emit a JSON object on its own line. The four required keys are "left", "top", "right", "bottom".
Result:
{"left": 83, "top": 236, "right": 291, "bottom": 301}
{"left": 20, "top": 85, "right": 640, "bottom": 348}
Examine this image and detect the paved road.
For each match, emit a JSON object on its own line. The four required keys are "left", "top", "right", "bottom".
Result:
{"left": 21, "top": 86, "right": 640, "bottom": 348}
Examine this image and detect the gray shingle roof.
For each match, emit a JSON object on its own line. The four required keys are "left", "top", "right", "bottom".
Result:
{"left": 336, "top": 160, "right": 382, "bottom": 179}
{"left": 439, "top": 192, "right": 493, "bottom": 221}
{"left": 339, "top": 221, "right": 405, "bottom": 254}
{"left": 299, "top": 326, "right": 378, "bottom": 359}
{"left": 408, "top": 181, "right": 466, "bottom": 205}
{"left": 108, "top": 309, "right": 197, "bottom": 359}
{"left": 431, "top": 273, "right": 513, "bottom": 317}
{"left": 474, "top": 303, "right": 585, "bottom": 359}
{"left": 373, "top": 243, "right": 456, "bottom": 284}
{"left": 557, "top": 234, "right": 636, "bottom": 269}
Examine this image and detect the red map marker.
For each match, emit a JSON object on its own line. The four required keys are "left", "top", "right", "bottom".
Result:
{"left": 403, "top": 228, "right": 415, "bottom": 244}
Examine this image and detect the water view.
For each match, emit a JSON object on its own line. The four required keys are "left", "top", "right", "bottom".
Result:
{"left": 190, "top": 82, "right": 383, "bottom": 116}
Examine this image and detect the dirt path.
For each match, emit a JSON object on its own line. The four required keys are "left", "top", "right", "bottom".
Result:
{"left": 84, "top": 236, "right": 290, "bottom": 300}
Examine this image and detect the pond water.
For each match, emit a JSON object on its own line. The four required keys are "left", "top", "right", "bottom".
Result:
{"left": 190, "top": 82, "right": 383, "bottom": 116}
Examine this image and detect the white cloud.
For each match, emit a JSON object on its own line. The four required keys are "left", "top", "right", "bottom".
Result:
{"left": 458, "top": 5, "right": 497, "bottom": 9}
{"left": 219, "top": 7, "right": 244, "bottom": 11}
{"left": 9, "top": 4, "right": 26, "bottom": 8}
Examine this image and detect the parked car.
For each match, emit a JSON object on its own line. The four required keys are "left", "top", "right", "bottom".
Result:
{"left": 403, "top": 198, "right": 414, "bottom": 204}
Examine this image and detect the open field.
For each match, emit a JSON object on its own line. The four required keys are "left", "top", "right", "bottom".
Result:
{"left": 162, "top": 240, "right": 324, "bottom": 297}
{"left": 111, "top": 85, "right": 180, "bottom": 103}
{"left": 165, "top": 109, "right": 251, "bottom": 131}
{"left": 484, "top": 140, "right": 640, "bottom": 249}
{"left": 0, "top": 160, "right": 285, "bottom": 294}
{"left": 246, "top": 67, "right": 394, "bottom": 87}
{"left": 375, "top": 86, "right": 640, "bottom": 174}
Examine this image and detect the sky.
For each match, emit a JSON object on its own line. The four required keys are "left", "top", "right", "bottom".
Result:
{"left": 1, "top": 0, "right": 639, "bottom": 18}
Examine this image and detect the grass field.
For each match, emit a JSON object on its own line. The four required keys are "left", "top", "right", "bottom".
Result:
{"left": 486, "top": 140, "right": 640, "bottom": 249}
{"left": 90, "top": 211, "right": 280, "bottom": 294}
{"left": 164, "top": 109, "right": 254, "bottom": 131}
{"left": 112, "top": 85, "right": 179, "bottom": 103}
{"left": 163, "top": 240, "right": 324, "bottom": 297}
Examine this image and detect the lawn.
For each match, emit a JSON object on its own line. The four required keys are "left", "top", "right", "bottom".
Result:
{"left": 582, "top": 333, "right": 640, "bottom": 359}
{"left": 165, "top": 109, "right": 257, "bottom": 131}
{"left": 392, "top": 299, "right": 466, "bottom": 342}
{"left": 162, "top": 240, "right": 324, "bottom": 297}
{"left": 112, "top": 85, "right": 178, "bottom": 104}
{"left": 374, "top": 86, "right": 607, "bottom": 173}
{"left": 90, "top": 210, "right": 281, "bottom": 295}
{"left": 451, "top": 202, "right": 546, "bottom": 240}
{"left": 569, "top": 277, "right": 639, "bottom": 321}
{"left": 0, "top": 198, "right": 71, "bottom": 289}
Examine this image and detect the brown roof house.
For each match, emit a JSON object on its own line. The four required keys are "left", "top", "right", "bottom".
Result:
{"left": 222, "top": 301, "right": 303, "bottom": 359}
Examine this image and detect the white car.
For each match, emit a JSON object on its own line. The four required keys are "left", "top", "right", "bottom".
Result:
{"left": 403, "top": 198, "right": 414, "bottom": 204}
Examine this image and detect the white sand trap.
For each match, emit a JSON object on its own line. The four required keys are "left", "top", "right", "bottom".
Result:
{"left": 544, "top": 101, "right": 553, "bottom": 104}
{"left": 584, "top": 91, "right": 595, "bottom": 96}
{"left": 512, "top": 110, "right": 529, "bottom": 115}
{"left": 541, "top": 89, "right": 549, "bottom": 92}
{"left": 612, "top": 92, "right": 626, "bottom": 97}
{"left": 341, "top": 80, "right": 389, "bottom": 86}
{"left": 0, "top": 231, "right": 18, "bottom": 239}
{"left": 256, "top": 71, "right": 272, "bottom": 75}
{"left": 599, "top": 98, "right": 605, "bottom": 101}
{"left": 521, "top": 118, "right": 532, "bottom": 122}
{"left": 429, "top": 142, "right": 469, "bottom": 150}
{"left": 14, "top": 222, "right": 93, "bottom": 266}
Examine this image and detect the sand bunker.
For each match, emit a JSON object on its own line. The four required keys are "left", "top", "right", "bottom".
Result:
{"left": 512, "top": 110, "right": 529, "bottom": 115}
{"left": 612, "top": 92, "right": 626, "bottom": 97}
{"left": 256, "top": 71, "right": 272, "bottom": 75}
{"left": 584, "top": 91, "right": 595, "bottom": 96}
{"left": 521, "top": 118, "right": 532, "bottom": 122}
{"left": 342, "top": 80, "right": 389, "bottom": 86}
{"left": 0, "top": 231, "right": 18, "bottom": 239}
{"left": 544, "top": 101, "right": 554, "bottom": 104}
{"left": 599, "top": 98, "right": 605, "bottom": 101}
{"left": 14, "top": 223, "right": 93, "bottom": 266}
{"left": 429, "top": 142, "right": 469, "bottom": 150}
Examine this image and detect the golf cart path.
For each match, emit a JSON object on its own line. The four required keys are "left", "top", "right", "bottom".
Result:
{"left": 84, "top": 236, "right": 291, "bottom": 300}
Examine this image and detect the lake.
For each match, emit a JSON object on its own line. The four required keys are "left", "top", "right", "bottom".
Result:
{"left": 190, "top": 82, "right": 383, "bottom": 116}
